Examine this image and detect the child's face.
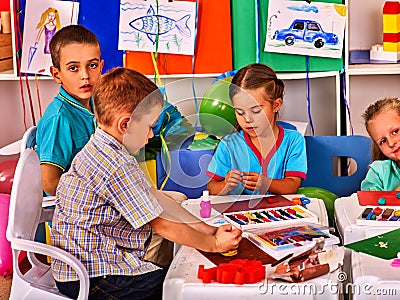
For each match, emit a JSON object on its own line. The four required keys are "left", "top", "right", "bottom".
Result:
{"left": 124, "top": 105, "right": 162, "bottom": 154}
{"left": 232, "top": 87, "right": 281, "bottom": 138}
{"left": 368, "top": 108, "right": 400, "bottom": 162}
{"left": 51, "top": 43, "right": 103, "bottom": 104}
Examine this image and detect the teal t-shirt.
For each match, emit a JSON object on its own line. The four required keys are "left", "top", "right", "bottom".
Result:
{"left": 361, "top": 159, "right": 400, "bottom": 191}
{"left": 36, "top": 86, "right": 96, "bottom": 173}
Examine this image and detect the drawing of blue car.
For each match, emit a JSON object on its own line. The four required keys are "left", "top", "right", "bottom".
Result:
{"left": 272, "top": 19, "right": 338, "bottom": 48}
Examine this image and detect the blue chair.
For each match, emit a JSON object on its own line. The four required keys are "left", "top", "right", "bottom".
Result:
{"left": 156, "top": 135, "right": 214, "bottom": 199}
{"left": 301, "top": 135, "right": 372, "bottom": 198}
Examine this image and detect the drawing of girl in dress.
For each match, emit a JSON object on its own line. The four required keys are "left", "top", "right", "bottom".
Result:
{"left": 33, "top": 7, "right": 61, "bottom": 73}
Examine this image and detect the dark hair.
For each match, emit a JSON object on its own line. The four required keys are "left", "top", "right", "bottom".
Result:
{"left": 362, "top": 97, "right": 400, "bottom": 161}
{"left": 93, "top": 67, "right": 163, "bottom": 126}
{"left": 229, "top": 63, "right": 285, "bottom": 103}
{"left": 49, "top": 25, "right": 100, "bottom": 69}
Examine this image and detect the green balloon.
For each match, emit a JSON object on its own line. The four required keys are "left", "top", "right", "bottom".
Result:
{"left": 298, "top": 186, "right": 338, "bottom": 227}
{"left": 199, "top": 77, "right": 237, "bottom": 137}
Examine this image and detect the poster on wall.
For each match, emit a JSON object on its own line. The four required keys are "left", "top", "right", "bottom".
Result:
{"left": 264, "top": 0, "right": 346, "bottom": 58}
{"left": 118, "top": 0, "right": 196, "bottom": 55}
{"left": 20, "top": 0, "right": 79, "bottom": 76}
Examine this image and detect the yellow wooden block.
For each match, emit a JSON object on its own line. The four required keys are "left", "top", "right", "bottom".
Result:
{"left": 383, "top": 15, "right": 399, "bottom": 33}
{"left": 383, "top": 42, "right": 400, "bottom": 52}
{"left": 139, "top": 160, "right": 157, "bottom": 187}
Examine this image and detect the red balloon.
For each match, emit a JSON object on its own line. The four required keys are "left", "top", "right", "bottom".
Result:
{"left": 0, "top": 193, "right": 12, "bottom": 277}
{"left": 0, "top": 159, "right": 18, "bottom": 194}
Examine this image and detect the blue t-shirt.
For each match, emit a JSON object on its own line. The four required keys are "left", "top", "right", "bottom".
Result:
{"left": 36, "top": 86, "right": 96, "bottom": 173}
{"left": 206, "top": 126, "right": 307, "bottom": 195}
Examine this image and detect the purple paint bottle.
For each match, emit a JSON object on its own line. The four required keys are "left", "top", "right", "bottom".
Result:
{"left": 200, "top": 190, "right": 212, "bottom": 218}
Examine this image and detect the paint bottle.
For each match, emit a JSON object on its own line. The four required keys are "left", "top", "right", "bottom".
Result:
{"left": 200, "top": 190, "right": 212, "bottom": 218}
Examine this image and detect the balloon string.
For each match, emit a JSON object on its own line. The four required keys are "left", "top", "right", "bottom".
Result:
{"left": 191, "top": 0, "right": 199, "bottom": 130}
{"left": 255, "top": 0, "right": 260, "bottom": 63}
{"left": 14, "top": 1, "right": 27, "bottom": 130}
{"left": 159, "top": 112, "right": 171, "bottom": 190}
{"left": 35, "top": 74, "right": 43, "bottom": 117}
{"left": 150, "top": 52, "right": 163, "bottom": 87}
{"left": 341, "top": 71, "right": 354, "bottom": 135}
{"left": 305, "top": 55, "right": 315, "bottom": 135}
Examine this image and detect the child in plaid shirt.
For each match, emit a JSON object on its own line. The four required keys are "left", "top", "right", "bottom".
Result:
{"left": 51, "top": 67, "right": 242, "bottom": 300}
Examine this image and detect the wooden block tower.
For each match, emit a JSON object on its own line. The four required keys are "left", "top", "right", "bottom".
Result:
{"left": 370, "top": 1, "right": 400, "bottom": 62}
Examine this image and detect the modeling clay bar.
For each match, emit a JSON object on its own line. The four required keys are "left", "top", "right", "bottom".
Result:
{"left": 223, "top": 205, "right": 319, "bottom": 230}
{"left": 382, "top": 208, "right": 394, "bottom": 219}
{"left": 361, "top": 208, "right": 373, "bottom": 218}
{"left": 246, "top": 224, "right": 338, "bottom": 259}
{"left": 357, "top": 206, "right": 400, "bottom": 226}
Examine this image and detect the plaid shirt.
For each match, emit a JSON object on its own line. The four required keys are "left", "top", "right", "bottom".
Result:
{"left": 51, "top": 128, "right": 163, "bottom": 282}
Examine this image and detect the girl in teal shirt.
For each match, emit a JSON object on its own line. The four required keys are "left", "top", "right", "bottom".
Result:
{"left": 361, "top": 97, "right": 400, "bottom": 191}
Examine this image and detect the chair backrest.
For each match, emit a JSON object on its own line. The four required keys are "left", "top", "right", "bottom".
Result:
{"left": 156, "top": 136, "right": 214, "bottom": 199}
{"left": 301, "top": 135, "right": 372, "bottom": 197}
{"left": 7, "top": 149, "right": 43, "bottom": 241}
{"left": 20, "top": 126, "right": 37, "bottom": 153}
{"left": 6, "top": 148, "right": 89, "bottom": 300}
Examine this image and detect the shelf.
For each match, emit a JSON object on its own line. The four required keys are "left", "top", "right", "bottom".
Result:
{"left": 347, "top": 64, "right": 400, "bottom": 76}
{"left": 0, "top": 71, "right": 340, "bottom": 81}
{"left": 0, "top": 72, "right": 53, "bottom": 81}
{"left": 277, "top": 71, "right": 339, "bottom": 80}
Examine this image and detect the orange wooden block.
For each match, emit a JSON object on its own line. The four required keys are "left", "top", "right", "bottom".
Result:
{"left": 125, "top": 0, "right": 232, "bottom": 75}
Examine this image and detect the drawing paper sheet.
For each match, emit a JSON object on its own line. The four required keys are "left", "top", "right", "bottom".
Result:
{"left": 345, "top": 228, "right": 400, "bottom": 260}
{"left": 119, "top": 0, "right": 196, "bottom": 55}
{"left": 20, "top": 0, "right": 79, "bottom": 76}
{"left": 264, "top": 0, "right": 346, "bottom": 58}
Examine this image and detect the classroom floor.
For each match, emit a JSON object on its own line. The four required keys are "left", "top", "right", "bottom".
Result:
{"left": 0, "top": 276, "right": 11, "bottom": 300}
{"left": 0, "top": 254, "right": 43, "bottom": 299}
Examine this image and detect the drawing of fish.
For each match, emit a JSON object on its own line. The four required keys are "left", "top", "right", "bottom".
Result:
{"left": 129, "top": 5, "right": 191, "bottom": 45}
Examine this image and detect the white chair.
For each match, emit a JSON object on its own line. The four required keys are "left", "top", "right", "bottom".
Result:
{"left": 20, "top": 125, "right": 37, "bottom": 153}
{"left": 6, "top": 149, "right": 89, "bottom": 300}
{"left": 20, "top": 125, "right": 55, "bottom": 206}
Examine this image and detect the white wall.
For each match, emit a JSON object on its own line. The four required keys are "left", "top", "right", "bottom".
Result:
{"left": 0, "top": 78, "right": 58, "bottom": 162}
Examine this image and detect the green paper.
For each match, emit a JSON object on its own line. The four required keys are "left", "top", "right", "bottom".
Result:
{"left": 187, "top": 134, "right": 219, "bottom": 151}
{"left": 345, "top": 228, "right": 400, "bottom": 260}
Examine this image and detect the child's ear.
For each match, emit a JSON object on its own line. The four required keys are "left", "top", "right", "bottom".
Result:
{"left": 100, "top": 59, "right": 105, "bottom": 73}
{"left": 273, "top": 98, "right": 283, "bottom": 111}
{"left": 50, "top": 66, "right": 62, "bottom": 84}
{"left": 117, "top": 114, "right": 131, "bottom": 134}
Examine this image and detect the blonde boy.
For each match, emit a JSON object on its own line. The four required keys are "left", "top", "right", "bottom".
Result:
{"left": 51, "top": 67, "right": 242, "bottom": 299}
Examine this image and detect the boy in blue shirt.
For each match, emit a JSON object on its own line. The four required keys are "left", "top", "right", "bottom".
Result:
{"left": 36, "top": 25, "right": 104, "bottom": 195}
{"left": 51, "top": 67, "right": 242, "bottom": 299}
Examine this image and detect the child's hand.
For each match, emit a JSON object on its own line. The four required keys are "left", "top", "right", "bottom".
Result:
{"left": 395, "top": 184, "right": 400, "bottom": 191}
{"left": 241, "top": 172, "right": 270, "bottom": 194}
{"left": 224, "top": 170, "right": 243, "bottom": 192}
{"left": 213, "top": 224, "right": 242, "bottom": 253}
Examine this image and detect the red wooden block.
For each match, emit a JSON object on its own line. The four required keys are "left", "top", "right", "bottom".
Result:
{"left": 383, "top": 1, "right": 400, "bottom": 15}
{"left": 383, "top": 32, "right": 400, "bottom": 43}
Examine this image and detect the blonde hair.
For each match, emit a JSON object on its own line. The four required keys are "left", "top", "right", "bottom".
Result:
{"left": 362, "top": 97, "right": 400, "bottom": 161}
{"left": 36, "top": 7, "right": 61, "bottom": 30}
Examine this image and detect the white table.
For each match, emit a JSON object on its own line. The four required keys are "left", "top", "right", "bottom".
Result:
{"left": 335, "top": 194, "right": 400, "bottom": 300}
{"left": 334, "top": 193, "right": 396, "bottom": 245}
{"left": 163, "top": 195, "right": 341, "bottom": 300}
